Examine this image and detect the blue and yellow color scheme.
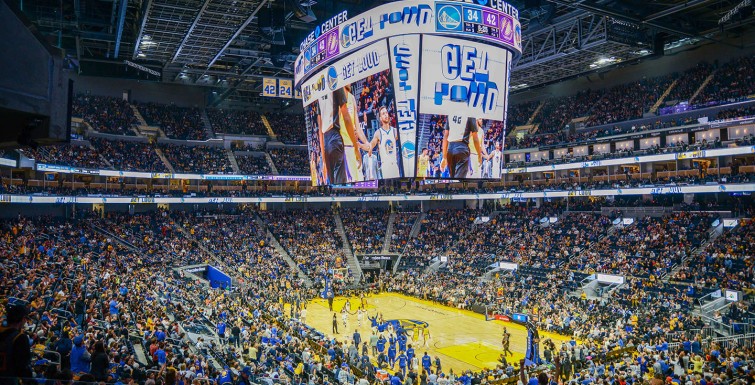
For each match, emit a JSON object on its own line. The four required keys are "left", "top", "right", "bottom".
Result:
{"left": 370, "top": 317, "right": 429, "bottom": 332}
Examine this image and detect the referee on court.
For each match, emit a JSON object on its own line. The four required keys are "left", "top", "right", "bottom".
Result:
{"left": 317, "top": 87, "right": 360, "bottom": 185}
{"left": 442, "top": 115, "right": 482, "bottom": 179}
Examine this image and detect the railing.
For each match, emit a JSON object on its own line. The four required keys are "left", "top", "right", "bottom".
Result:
{"left": 668, "top": 333, "right": 755, "bottom": 351}
{"left": 699, "top": 313, "right": 734, "bottom": 336}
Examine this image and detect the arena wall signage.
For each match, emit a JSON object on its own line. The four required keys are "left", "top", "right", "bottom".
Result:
{"left": 296, "top": 0, "right": 522, "bottom": 186}
{"left": 2, "top": 183, "right": 754, "bottom": 204}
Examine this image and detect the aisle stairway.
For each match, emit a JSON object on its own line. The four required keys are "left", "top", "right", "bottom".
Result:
{"left": 254, "top": 214, "right": 313, "bottom": 287}
{"left": 130, "top": 105, "right": 148, "bottom": 126}
{"left": 689, "top": 71, "right": 717, "bottom": 105}
{"left": 334, "top": 212, "right": 363, "bottom": 284}
{"left": 265, "top": 152, "right": 279, "bottom": 174}
{"left": 527, "top": 100, "right": 546, "bottom": 125}
{"left": 394, "top": 212, "right": 426, "bottom": 273}
{"left": 649, "top": 79, "right": 678, "bottom": 114}
{"left": 260, "top": 114, "right": 278, "bottom": 138}
{"left": 154, "top": 148, "right": 176, "bottom": 173}
{"left": 200, "top": 109, "right": 216, "bottom": 139}
{"left": 382, "top": 213, "right": 396, "bottom": 253}
{"left": 226, "top": 149, "right": 240, "bottom": 173}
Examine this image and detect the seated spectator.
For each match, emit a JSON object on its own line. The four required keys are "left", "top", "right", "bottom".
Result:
{"left": 207, "top": 109, "right": 267, "bottom": 136}
{"left": 136, "top": 102, "right": 207, "bottom": 140}
{"left": 73, "top": 94, "right": 138, "bottom": 135}
{"left": 159, "top": 144, "right": 232, "bottom": 174}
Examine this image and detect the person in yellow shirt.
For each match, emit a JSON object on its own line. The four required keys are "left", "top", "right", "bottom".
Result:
{"left": 417, "top": 148, "right": 430, "bottom": 178}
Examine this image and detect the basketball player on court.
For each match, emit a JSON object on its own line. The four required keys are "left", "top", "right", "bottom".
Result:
{"left": 486, "top": 141, "right": 503, "bottom": 179}
{"left": 366, "top": 106, "right": 401, "bottom": 179}
{"left": 442, "top": 115, "right": 482, "bottom": 179}
{"left": 468, "top": 118, "right": 488, "bottom": 178}
{"left": 339, "top": 83, "right": 370, "bottom": 182}
{"left": 502, "top": 327, "right": 512, "bottom": 356}
{"left": 317, "top": 87, "right": 359, "bottom": 185}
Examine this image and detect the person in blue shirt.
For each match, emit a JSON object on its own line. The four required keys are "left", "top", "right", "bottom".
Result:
{"left": 390, "top": 374, "right": 402, "bottom": 385}
{"left": 217, "top": 320, "right": 226, "bottom": 340}
{"left": 70, "top": 336, "right": 90, "bottom": 374}
{"left": 154, "top": 343, "right": 167, "bottom": 366}
{"left": 377, "top": 335, "right": 386, "bottom": 354}
{"left": 217, "top": 366, "right": 233, "bottom": 385}
{"left": 406, "top": 345, "right": 415, "bottom": 369}
{"left": 154, "top": 328, "right": 166, "bottom": 342}
{"left": 397, "top": 351, "right": 408, "bottom": 376}
{"left": 109, "top": 299, "right": 119, "bottom": 317}
{"left": 398, "top": 333, "right": 407, "bottom": 352}
{"left": 422, "top": 352, "right": 431, "bottom": 372}
{"left": 353, "top": 330, "right": 361, "bottom": 347}
{"left": 388, "top": 343, "right": 397, "bottom": 368}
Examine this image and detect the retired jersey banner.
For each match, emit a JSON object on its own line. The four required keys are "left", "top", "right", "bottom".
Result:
{"left": 263, "top": 78, "right": 278, "bottom": 97}
{"left": 278, "top": 79, "right": 293, "bottom": 98}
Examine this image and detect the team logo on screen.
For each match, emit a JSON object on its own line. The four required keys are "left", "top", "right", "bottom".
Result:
{"left": 327, "top": 66, "right": 339, "bottom": 90}
{"left": 327, "top": 32, "right": 339, "bottom": 54}
{"left": 437, "top": 5, "right": 461, "bottom": 30}
{"left": 402, "top": 142, "right": 415, "bottom": 159}
{"left": 501, "top": 18, "right": 513, "bottom": 40}
{"left": 514, "top": 24, "right": 522, "bottom": 48}
{"left": 385, "top": 139, "right": 395, "bottom": 154}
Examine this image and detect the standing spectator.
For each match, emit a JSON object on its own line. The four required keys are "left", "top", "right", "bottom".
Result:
{"left": 0, "top": 304, "right": 32, "bottom": 383}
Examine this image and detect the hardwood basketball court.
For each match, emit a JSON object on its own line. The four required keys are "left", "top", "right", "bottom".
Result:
{"left": 303, "top": 292, "right": 571, "bottom": 373}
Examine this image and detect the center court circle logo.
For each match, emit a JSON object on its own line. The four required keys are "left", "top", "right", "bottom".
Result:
{"left": 326, "top": 66, "right": 338, "bottom": 90}
{"left": 437, "top": 5, "right": 461, "bottom": 30}
{"left": 402, "top": 142, "right": 415, "bottom": 159}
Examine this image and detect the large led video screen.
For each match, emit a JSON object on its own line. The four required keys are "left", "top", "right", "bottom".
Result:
{"left": 415, "top": 36, "right": 510, "bottom": 180}
{"left": 303, "top": 42, "right": 404, "bottom": 186}
{"left": 416, "top": 114, "right": 505, "bottom": 179}
{"left": 297, "top": 0, "right": 520, "bottom": 185}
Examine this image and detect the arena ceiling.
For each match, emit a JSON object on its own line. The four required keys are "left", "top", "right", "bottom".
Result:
{"left": 12, "top": 0, "right": 755, "bottom": 107}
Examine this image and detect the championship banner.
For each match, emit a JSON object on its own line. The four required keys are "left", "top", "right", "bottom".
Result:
{"left": 278, "top": 79, "right": 293, "bottom": 98}
{"left": 389, "top": 35, "right": 420, "bottom": 177}
{"left": 263, "top": 78, "right": 278, "bottom": 97}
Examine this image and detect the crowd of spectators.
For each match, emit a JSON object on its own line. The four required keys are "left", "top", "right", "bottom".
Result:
{"left": 507, "top": 100, "right": 540, "bottom": 127}
{"left": 388, "top": 213, "right": 419, "bottom": 253}
{"left": 1, "top": 201, "right": 755, "bottom": 385}
{"left": 136, "top": 102, "right": 207, "bottom": 140}
{"left": 268, "top": 148, "right": 310, "bottom": 175}
{"left": 260, "top": 209, "right": 346, "bottom": 278}
{"left": 235, "top": 155, "right": 272, "bottom": 175}
{"left": 566, "top": 212, "right": 714, "bottom": 278}
{"left": 159, "top": 144, "right": 233, "bottom": 174}
{"left": 73, "top": 94, "right": 138, "bottom": 136}
{"left": 339, "top": 208, "right": 388, "bottom": 255}
{"left": 207, "top": 109, "right": 267, "bottom": 136}
{"left": 666, "top": 63, "right": 713, "bottom": 104}
{"left": 586, "top": 75, "right": 675, "bottom": 127}
{"left": 89, "top": 138, "right": 168, "bottom": 172}
{"left": 696, "top": 56, "right": 755, "bottom": 106}
{"left": 266, "top": 112, "right": 307, "bottom": 144}
{"left": 20, "top": 144, "right": 107, "bottom": 169}
{"left": 672, "top": 218, "right": 754, "bottom": 291}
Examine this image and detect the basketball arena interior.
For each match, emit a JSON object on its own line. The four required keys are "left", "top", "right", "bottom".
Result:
{"left": 0, "top": 0, "right": 754, "bottom": 384}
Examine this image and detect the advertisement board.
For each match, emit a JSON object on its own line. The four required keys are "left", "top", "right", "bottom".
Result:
{"left": 294, "top": 0, "right": 522, "bottom": 85}
{"left": 388, "top": 34, "right": 420, "bottom": 177}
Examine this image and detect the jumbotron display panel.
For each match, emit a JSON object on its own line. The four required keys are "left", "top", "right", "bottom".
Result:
{"left": 296, "top": 0, "right": 522, "bottom": 186}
